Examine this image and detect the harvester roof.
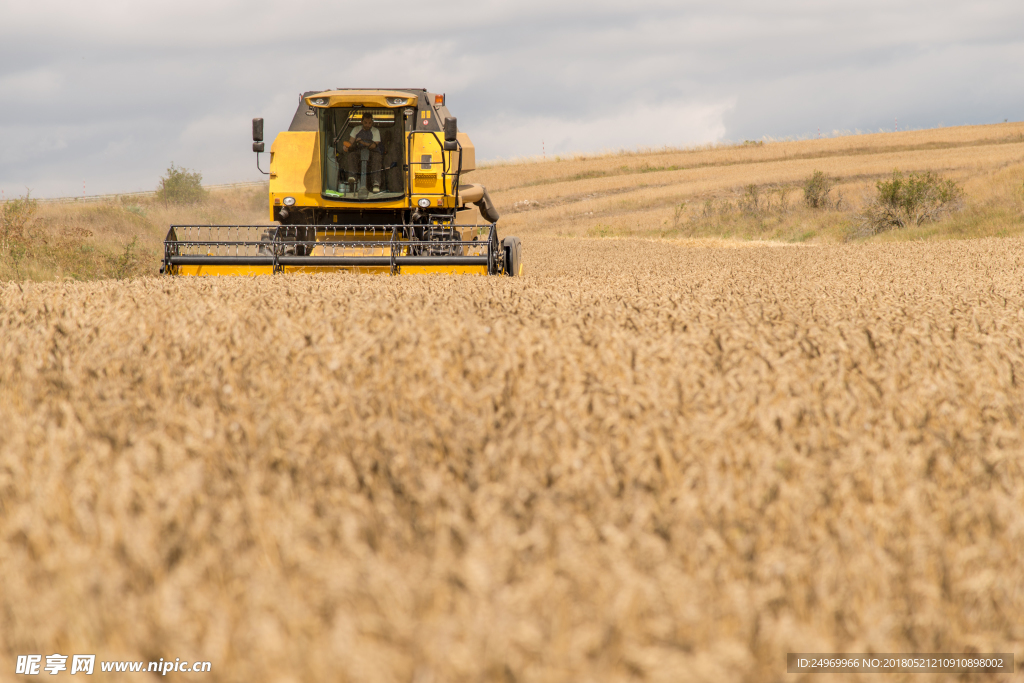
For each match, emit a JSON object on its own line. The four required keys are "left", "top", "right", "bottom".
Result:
{"left": 288, "top": 89, "right": 442, "bottom": 132}
{"left": 304, "top": 90, "right": 419, "bottom": 109}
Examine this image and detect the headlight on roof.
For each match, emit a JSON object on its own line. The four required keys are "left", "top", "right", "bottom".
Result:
{"left": 388, "top": 97, "right": 409, "bottom": 105}
{"left": 312, "top": 98, "right": 327, "bottom": 106}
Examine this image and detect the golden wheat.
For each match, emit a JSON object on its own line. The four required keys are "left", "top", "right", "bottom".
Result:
{"left": 2, "top": 236, "right": 1022, "bottom": 682}
{"left": 475, "top": 121, "right": 1024, "bottom": 192}
{"left": 489, "top": 136, "right": 1024, "bottom": 243}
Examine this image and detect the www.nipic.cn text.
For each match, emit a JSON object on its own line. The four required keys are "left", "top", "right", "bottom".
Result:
{"left": 16, "top": 655, "right": 212, "bottom": 676}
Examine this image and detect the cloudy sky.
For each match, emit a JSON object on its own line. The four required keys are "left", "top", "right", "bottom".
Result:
{"left": 2, "top": 0, "right": 1022, "bottom": 198}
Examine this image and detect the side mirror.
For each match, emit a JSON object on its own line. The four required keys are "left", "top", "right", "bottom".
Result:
{"left": 443, "top": 117, "right": 458, "bottom": 150}
{"left": 253, "top": 118, "right": 270, "bottom": 175}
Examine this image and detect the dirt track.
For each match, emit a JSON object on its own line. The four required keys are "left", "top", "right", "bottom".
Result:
{"left": 2, "top": 237, "right": 1023, "bottom": 681}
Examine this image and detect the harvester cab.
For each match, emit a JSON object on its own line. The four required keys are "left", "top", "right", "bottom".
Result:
{"left": 162, "top": 88, "right": 521, "bottom": 277}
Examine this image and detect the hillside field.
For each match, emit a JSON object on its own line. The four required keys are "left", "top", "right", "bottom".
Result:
{"left": 3, "top": 121, "right": 1024, "bottom": 281}
{"left": 2, "top": 124, "right": 1024, "bottom": 681}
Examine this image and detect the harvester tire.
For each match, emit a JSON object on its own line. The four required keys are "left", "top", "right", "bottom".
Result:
{"left": 503, "top": 236, "right": 523, "bottom": 277}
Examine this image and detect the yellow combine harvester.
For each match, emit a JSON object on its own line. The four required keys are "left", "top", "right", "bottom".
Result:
{"left": 162, "top": 88, "right": 522, "bottom": 277}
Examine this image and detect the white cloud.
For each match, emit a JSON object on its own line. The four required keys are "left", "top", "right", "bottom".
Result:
{"left": 1, "top": 0, "right": 1023, "bottom": 197}
{"left": 0, "top": 67, "right": 64, "bottom": 100}
{"left": 475, "top": 100, "right": 735, "bottom": 160}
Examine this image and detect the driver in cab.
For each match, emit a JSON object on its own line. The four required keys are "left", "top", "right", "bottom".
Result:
{"left": 343, "top": 112, "right": 384, "bottom": 193}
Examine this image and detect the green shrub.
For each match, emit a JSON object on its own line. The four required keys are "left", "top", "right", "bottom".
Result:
{"left": 860, "top": 170, "right": 963, "bottom": 234}
{"left": 0, "top": 192, "right": 38, "bottom": 244}
{"left": 739, "top": 184, "right": 762, "bottom": 215}
{"left": 802, "top": 170, "right": 841, "bottom": 209}
{"left": 738, "top": 184, "right": 793, "bottom": 217}
{"left": 0, "top": 192, "right": 37, "bottom": 278}
{"left": 105, "top": 236, "right": 144, "bottom": 280}
{"left": 156, "top": 163, "right": 207, "bottom": 205}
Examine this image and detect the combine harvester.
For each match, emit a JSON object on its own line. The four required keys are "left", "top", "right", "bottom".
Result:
{"left": 162, "top": 88, "right": 522, "bottom": 276}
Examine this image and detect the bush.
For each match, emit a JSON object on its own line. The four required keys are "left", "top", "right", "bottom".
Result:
{"left": 0, "top": 192, "right": 38, "bottom": 245}
{"left": 737, "top": 184, "right": 792, "bottom": 217}
{"left": 156, "top": 163, "right": 207, "bottom": 205}
{"left": 802, "top": 170, "right": 841, "bottom": 209}
{"left": 105, "top": 236, "right": 144, "bottom": 280}
{"left": 0, "top": 192, "right": 38, "bottom": 277}
{"left": 860, "top": 170, "right": 963, "bottom": 234}
{"left": 739, "top": 184, "right": 763, "bottom": 215}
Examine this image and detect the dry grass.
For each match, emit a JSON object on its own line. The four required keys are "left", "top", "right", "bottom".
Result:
{"left": 2, "top": 125, "right": 1024, "bottom": 681}
{"left": 2, "top": 237, "right": 1024, "bottom": 682}
{"left": 474, "top": 121, "right": 1024, "bottom": 244}
{"left": 0, "top": 186, "right": 269, "bottom": 281}
{"left": 476, "top": 121, "right": 1024, "bottom": 192}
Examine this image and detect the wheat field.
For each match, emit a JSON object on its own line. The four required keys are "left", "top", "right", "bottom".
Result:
{"left": 483, "top": 123, "right": 1024, "bottom": 243}
{"left": 3, "top": 124, "right": 1024, "bottom": 681}
{"left": 3, "top": 234, "right": 1024, "bottom": 681}
{"left": 4, "top": 121, "right": 1024, "bottom": 282}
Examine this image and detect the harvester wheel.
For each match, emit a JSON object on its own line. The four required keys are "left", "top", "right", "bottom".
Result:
{"left": 502, "top": 236, "right": 523, "bottom": 277}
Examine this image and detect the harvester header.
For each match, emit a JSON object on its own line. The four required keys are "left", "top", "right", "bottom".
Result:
{"left": 163, "top": 88, "right": 521, "bottom": 277}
